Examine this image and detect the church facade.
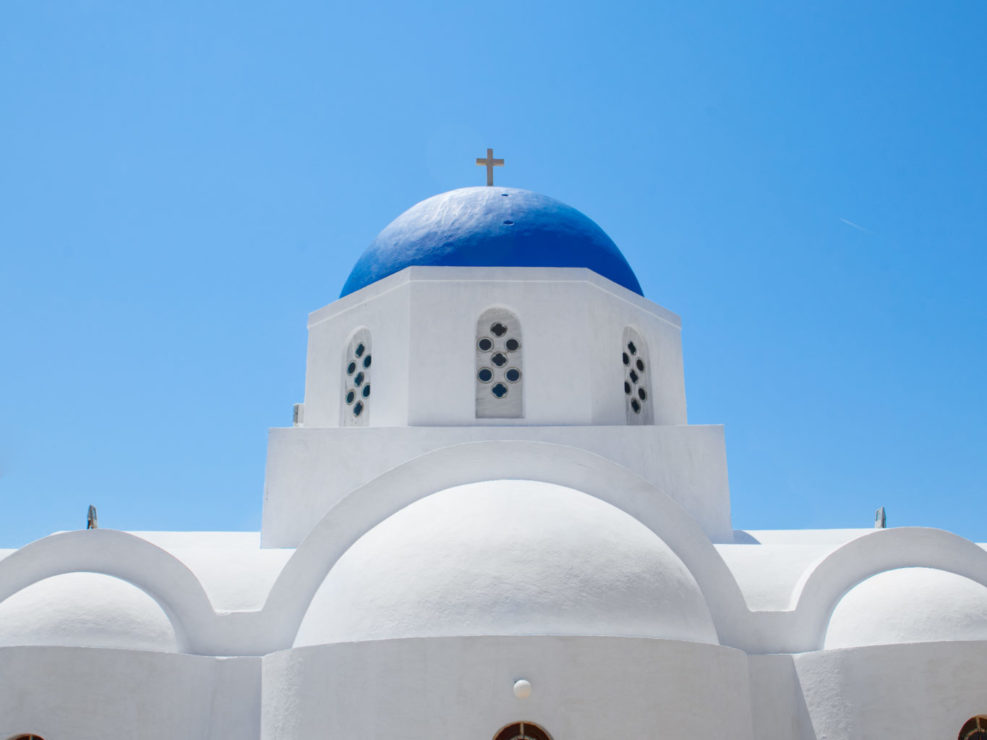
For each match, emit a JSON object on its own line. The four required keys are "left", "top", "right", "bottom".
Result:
{"left": 1, "top": 185, "right": 986, "bottom": 739}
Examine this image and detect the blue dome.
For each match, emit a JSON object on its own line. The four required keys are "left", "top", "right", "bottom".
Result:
{"left": 340, "top": 187, "right": 643, "bottom": 297}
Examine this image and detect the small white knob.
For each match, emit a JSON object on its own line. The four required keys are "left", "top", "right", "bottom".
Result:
{"left": 513, "top": 679, "right": 532, "bottom": 699}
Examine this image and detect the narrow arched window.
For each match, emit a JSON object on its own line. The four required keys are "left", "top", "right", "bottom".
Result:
{"left": 494, "top": 722, "right": 552, "bottom": 740}
{"left": 341, "top": 328, "right": 372, "bottom": 426}
{"left": 960, "top": 716, "right": 987, "bottom": 740}
{"left": 476, "top": 308, "right": 523, "bottom": 418}
{"left": 9, "top": 735, "right": 45, "bottom": 740}
{"left": 622, "top": 327, "right": 653, "bottom": 424}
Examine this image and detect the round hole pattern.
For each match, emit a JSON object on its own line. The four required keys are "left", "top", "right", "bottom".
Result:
{"left": 623, "top": 336, "right": 649, "bottom": 420}
{"left": 342, "top": 331, "right": 372, "bottom": 424}
{"left": 476, "top": 316, "right": 523, "bottom": 408}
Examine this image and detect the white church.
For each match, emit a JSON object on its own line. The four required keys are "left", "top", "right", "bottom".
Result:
{"left": 2, "top": 167, "right": 987, "bottom": 740}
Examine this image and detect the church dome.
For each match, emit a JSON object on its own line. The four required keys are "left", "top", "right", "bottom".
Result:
{"left": 294, "top": 480, "right": 718, "bottom": 646}
{"left": 824, "top": 567, "right": 987, "bottom": 649}
{"left": 340, "top": 187, "right": 643, "bottom": 297}
{"left": 0, "top": 572, "right": 179, "bottom": 652}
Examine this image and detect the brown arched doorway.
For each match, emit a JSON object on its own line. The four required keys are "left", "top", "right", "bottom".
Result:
{"left": 494, "top": 721, "right": 553, "bottom": 740}
{"left": 960, "top": 716, "right": 987, "bottom": 740}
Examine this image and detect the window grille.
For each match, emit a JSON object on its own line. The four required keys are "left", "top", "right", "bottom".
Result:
{"left": 476, "top": 308, "right": 523, "bottom": 419}
{"left": 341, "top": 328, "right": 372, "bottom": 426}
{"left": 622, "top": 326, "right": 653, "bottom": 424}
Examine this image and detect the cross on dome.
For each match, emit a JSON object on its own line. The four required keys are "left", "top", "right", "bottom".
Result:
{"left": 475, "top": 147, "right": 504, "bottom": 186}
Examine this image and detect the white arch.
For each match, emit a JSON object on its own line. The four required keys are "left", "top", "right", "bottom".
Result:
{"left": 788, "top": 527, "right": 987, "bottom": 651}
{"left": 0, "top": 529, "right": 217, "bottom": 653}
{"left": 260, "top": 439, "right": 753, "bottom": 649}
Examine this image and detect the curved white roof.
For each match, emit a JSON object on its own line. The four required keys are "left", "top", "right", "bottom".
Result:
{"left": 0, "top": 572, "right": 178, "bottom": 652}
{"left": 825, "top": 567, "right": 987, "bottom": 648}
{"left": 294, "top": 480, "right": 718, "bottom": 646}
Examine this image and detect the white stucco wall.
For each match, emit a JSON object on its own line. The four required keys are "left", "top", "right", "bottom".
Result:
{"left": 262, "top": 636, "right": 753, "bottom": 740}
{"left": 747, "top": 654, "right": 816, "bottom": 740}
{"left": 0, "top": 647, "right": 260, "bottom": 740}
{"left": 301, "top": 267, "right": 686, "bottom": 428}
{"left": 794, "top": 641, "right": 987, "bottom": 739}
{"left": 262, "top": 424, "right": 732, "bottom": 546}
{"left": 303, "top": 273, "right": 411, "bottom": 427}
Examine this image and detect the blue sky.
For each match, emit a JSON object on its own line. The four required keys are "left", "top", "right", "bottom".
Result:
{"left": 1, "top": 0, "right": 984, "bottom": 546}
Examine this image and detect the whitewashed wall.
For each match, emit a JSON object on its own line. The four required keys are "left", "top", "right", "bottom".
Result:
{"left": 301, "top": 266, "right": 686, "bottom": 427}
{"left": 0, "top": 647, "right": 260, "bottom": 740}
{"left": 262, "top": 637, "right": 753, "bottom": 740}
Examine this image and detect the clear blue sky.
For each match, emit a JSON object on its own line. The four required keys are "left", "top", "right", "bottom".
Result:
{"left": 1, "top": 1, "right": 984, "bottom": 546}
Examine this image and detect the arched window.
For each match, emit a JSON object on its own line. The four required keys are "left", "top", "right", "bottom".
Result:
{"left": 341, "top": 328, "right": 372, "bottom": 426}
{"left": 476, "top": 308, "right": 523, "bottom": 419}
{"left": 622, "top": 327, "right": 653, "bottom": 424}
{"left": 494, "top": 722, "right": 552, "bottom": 740}
{"left": 9, "top": 735, "right": 45, "bottom": 740}
{"left": 960, "top": 716, "right": 987, "bottom": 740}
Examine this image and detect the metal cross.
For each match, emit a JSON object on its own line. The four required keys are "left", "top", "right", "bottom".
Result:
{"left": 475, "top": 148, "right": 504, "bottom": 186}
